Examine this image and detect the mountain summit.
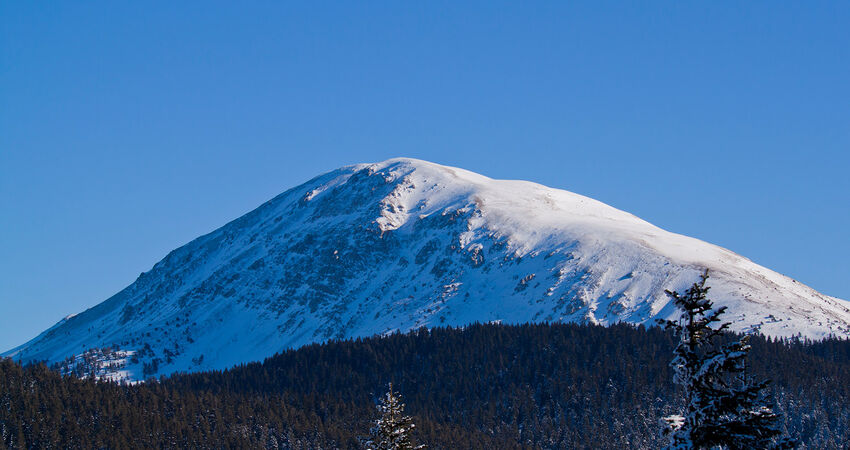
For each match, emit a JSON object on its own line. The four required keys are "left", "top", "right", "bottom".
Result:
{"left": 6, "top": 158, "right": 850, "bottom": 380}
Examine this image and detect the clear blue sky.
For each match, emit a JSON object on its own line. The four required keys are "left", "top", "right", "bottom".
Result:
{"left": 1, "top": 1, "right": 848, "bottom": 351}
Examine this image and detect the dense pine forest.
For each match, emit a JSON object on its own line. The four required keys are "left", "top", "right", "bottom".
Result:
{"left": 1, "top": 323, "right": 848, "bottom": 449}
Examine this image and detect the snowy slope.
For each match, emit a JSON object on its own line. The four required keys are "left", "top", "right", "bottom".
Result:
{"left": 5, "top": 158, "right": 850, "bottom": 381}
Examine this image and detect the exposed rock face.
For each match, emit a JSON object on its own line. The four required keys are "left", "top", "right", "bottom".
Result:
{"left": 5, "top": 158, "right": 849, "bottom": 380}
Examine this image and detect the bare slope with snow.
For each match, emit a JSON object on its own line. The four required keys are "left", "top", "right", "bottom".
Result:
{"left": 5, "top": 158, "right": 850, "bottom": 380}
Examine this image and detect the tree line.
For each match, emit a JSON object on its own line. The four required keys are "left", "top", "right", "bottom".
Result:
{"left": 1, "top": 306, "right": 848, "bottom": 448}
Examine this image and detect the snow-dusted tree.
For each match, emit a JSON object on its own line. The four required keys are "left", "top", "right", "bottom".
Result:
{"left": 365, "top": 383, "right": 424, "bottom": 450}
{"left": 659, "top": 270, "right": 795, "bottom": 449}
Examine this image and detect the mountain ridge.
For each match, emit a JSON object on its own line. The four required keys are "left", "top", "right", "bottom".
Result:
{"left": 5, "top": 158, "right": 849, "bottom": 381}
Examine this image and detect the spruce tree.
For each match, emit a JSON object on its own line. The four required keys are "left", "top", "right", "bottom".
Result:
{"left": 365, "top": 383, "right": 424, "bottom": 450}
{"left": 660, "top": 270, "right": 794, "bottom": 449}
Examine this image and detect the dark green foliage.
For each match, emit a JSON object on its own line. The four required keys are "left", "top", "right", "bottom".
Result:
{"left": 660, "top": 271, "right": 795, "bottom": 449}
{"left": 365, "top": 383, "right": 424, "bottom": 450}
{"left": 0, "top": 322, "right": 848, "bottom": 449}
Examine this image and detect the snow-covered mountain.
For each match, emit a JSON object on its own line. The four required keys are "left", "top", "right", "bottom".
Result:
{"left": 5, "top": 158, "right": 850, "bottom": 381}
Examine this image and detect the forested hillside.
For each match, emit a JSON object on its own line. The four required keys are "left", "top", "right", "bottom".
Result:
{"left": 2, "top": 323, "right": 848, "bottom": 449}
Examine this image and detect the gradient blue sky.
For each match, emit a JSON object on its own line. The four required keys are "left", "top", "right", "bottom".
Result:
{"left": 1, "top": 1, "right": 848, "bottom": 351}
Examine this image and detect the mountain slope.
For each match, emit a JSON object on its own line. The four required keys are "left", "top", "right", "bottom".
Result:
{"left": 5, "top": 158, "right": 850, "bottom": 380}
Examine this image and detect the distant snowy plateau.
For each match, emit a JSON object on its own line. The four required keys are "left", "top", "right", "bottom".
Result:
{"left": 5, "top": 158, "right": 850, "bottom": 381}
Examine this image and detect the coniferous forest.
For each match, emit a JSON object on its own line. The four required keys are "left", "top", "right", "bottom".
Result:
{"left": 1, "top": 323, "right": 848, "bottom": 449}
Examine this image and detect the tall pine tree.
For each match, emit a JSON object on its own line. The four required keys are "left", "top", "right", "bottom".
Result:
{"left": 660, "top": 270, "right": 795, "bottom": 449}
{"left": 365, "top": 383, "right": 424, "bottom": 450}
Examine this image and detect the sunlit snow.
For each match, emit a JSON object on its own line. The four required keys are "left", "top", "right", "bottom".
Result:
{"left": 4, "top": 158, "right": 849, "bottom": 381}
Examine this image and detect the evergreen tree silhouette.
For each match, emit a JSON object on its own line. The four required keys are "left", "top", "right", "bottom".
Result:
{"left": 365, "top": 383, "right": 424, "bottom": 450}
{"left": 660, "top": 269, "right": 795, "bottom": 449}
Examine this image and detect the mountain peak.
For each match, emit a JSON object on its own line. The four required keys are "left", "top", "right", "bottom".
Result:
{"left": 5, "top": 159, "right": 849, "bottom": 380}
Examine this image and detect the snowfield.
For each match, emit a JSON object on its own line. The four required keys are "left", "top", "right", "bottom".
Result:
{"left": 5, "top": 158, "right": 849, "bottom": 381}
